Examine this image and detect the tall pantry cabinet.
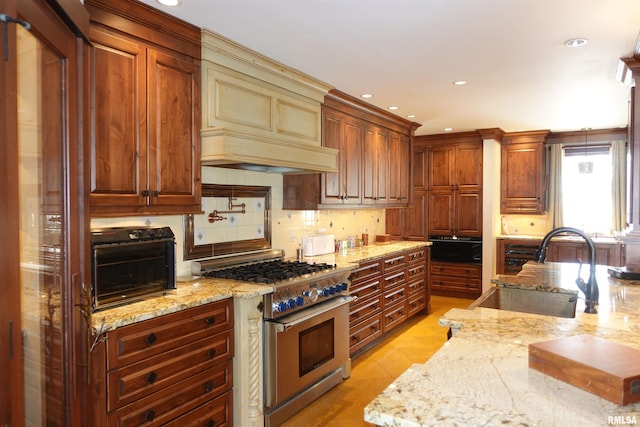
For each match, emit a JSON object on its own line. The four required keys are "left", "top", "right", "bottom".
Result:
{"left": 86, "top": 0, "right": 202, "bottom": 217}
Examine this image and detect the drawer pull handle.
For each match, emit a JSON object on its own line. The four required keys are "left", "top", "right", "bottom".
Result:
{"left": 205, "top": 381, "right": 216, "bottom": 393}
{"left": 206, "top": 420, "right": 216, "bottom": 427}
{"left": 145, "top": 332, "right": 157, "bottom": 347}
{"left": 208, "top": 349, "right": 217, "bottom": 359}
{"left": 146, "top": 371, "right": 158, "bottom": 384}
{"left": 145, "top": 410, "right": 156, "bottom": 422}
{"left": 205, "top": 317, "right": 216, "bottom": 326}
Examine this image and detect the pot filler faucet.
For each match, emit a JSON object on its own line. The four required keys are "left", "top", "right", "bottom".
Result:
{"left": 535, "top": 227, "right": 599, "bottom": 314}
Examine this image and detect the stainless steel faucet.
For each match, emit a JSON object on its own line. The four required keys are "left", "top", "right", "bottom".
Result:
{"left": 535, "top": 227, "right": 599, "bottom": 314}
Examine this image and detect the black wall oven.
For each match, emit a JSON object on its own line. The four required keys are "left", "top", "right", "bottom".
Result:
{"left": 90, "top": 227, "right": 176, "bottom": 310}
{"left": 429, "top": 235, "right": 482, "bottom": 264}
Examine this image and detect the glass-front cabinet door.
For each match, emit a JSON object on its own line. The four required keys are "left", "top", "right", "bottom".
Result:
{"left": 1, "top": 1, "right": 88, "bottom": 425}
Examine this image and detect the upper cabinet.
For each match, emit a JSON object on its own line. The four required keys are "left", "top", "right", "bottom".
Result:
{"left": 417, "top": 132, "right": 483, "bottom": 237}
{"left": 86, "top": 0, "right": 202, "bottom": 217}
{"left": 283, "top": 90, "right": 420, "bottom": 209}
{"left": 501, "top": 130, "right": 549, "bottom": 214}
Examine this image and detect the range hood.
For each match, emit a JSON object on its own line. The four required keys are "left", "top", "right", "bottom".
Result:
{"left": 201, "top": 29, "right": 338, "bottom": 174}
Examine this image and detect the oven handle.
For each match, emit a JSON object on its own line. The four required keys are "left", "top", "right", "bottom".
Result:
{"left": 269, "top": 295, "right": 356, "bottom": 333}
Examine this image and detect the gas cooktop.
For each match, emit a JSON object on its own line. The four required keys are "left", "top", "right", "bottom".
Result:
{"left": 201, "top": 260, "right": 336, "bottom": 284}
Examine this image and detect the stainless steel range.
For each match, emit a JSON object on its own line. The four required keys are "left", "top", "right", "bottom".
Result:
{"left": 193, "top": 249, "right": 354, "bottom": 427}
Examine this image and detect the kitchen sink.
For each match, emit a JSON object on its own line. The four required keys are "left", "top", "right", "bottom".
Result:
{"left": 468, "top": 285, "right": 578, "bottom": 318}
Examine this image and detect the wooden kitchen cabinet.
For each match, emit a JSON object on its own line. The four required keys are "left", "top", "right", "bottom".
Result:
{"left": 348, "top": 247, "right": 429, "bottom": 357}
{"left": 546, "top": 240, "right": 624, "bottom": 266}
{"left": 416, "top": 133, "right": 483, "bottom": 237}
{"left": 386, "top": 145, "right": 428, "bottom": 240}
{"left": 430, "top": 261, "right": 482, "bottom": 299}
{"left": 496, "top": 237, "right": 625, "bottom": 275}
{"left": 322, "top": 108, "right": 364, "bottom": 205}
{"left": 90, "top": 299, "right": 234, "bottom": 427}
{"left": 86, "top": 0, "right": 201, "bottom": 217}
{"left": 283, "top": 90, "right": 420, "bottom": 209}
{"left": 501, "top": 131, "right": 549, "bottom": 214}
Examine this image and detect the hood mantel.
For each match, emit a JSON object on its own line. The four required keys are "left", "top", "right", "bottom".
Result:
{"left": 201, "top": 29, "right": 338, "bottom": 174}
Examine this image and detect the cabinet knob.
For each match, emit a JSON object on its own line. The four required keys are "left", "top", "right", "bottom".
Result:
{"left": 206, "top": 420, "right": 216, "bottom": 427}
{"left": 146, "top": 371, "right": 158, "bottom": 384}
{"left": 145, "top": 410, "right": 156, "bottom": 422}
{"left": 204, "top": 381, "right": 216, "bottom": 393}
{"left": 208, "top": 349, "right": 217, "bottom": 359}
{"left": 205, "top": 316, "right": 216, "bottom": 326}
{"left": 145, "top": 332, "right": 157, "bottom": 347}
{"left": 141, "top": 189, "right": 150, "bottom": 197}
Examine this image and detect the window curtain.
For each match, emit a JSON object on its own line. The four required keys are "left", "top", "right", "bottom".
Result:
{"left": 611, "top": 140, "right": 627, "bottom": 232}
{"left": 548, "top": 144, "right": 563, "bottom": 228}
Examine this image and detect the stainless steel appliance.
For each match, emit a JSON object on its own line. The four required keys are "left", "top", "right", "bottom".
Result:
{"left": 90, "top": 226, "right": 176, "bottom": 310}
{"left": 193, "top": 250, "right": 354, "bottom": 427}
{"left": 429, "top": 235, "right": 482, "bottom": 264}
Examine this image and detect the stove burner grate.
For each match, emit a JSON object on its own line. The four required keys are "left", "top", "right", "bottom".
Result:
{"left": 202, "top": 260, "right": 336, "bottom": 284}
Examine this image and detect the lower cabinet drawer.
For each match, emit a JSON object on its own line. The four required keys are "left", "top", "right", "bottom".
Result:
{"left": 407, "top": 277, "right": 427, "bottom": 296}
{"left": 407, "top": 292, "right": 427, "bottom": 317}
{"left": 164, "top": 389, "right": 233, "bottom": 427}
{"left": 431, "top": 275, "right": 481, "bottom": 292}
{"left": 349, "top": 294, "right": 382, "bottom": 325}
{"left": 382, "top": 301, "right": 407, "bottom": 333}
{"left": 108, "top": 329, "right": 234, "bottom": 411}
{"left": 349, "top": 314, "right": 383, "bottom": 355}
{"left": 107, "top": 360, "right": 233, "bottom": 427}
{"left": 382, "top": 285, "right": 406, "bottom": 309}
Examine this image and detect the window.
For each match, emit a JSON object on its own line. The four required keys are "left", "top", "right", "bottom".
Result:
{"left": 562, "top": 150, "right": 612, "bottom": 235}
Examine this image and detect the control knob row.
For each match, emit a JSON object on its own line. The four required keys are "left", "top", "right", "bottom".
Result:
{"left": 273, "top": 282, "right": 348, "bottom": 313}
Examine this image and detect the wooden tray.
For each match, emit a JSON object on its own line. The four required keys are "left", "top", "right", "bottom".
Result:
{"left": 529, "top": 334, "right": 640, "bottom": 405}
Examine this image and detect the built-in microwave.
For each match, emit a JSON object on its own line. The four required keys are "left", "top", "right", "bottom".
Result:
{"left": 90, "top": 226, "right": 176, "bottom": 311}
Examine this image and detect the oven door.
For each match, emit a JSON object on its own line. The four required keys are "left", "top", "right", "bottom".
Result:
{"left": 264, "top": 295, "right": 354, "bottom": 409}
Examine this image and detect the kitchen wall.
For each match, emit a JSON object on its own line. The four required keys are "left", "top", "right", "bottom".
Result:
{"left": 91, "top": 167, "right": 387, "bottom": 277}
{"left": 500, "top": 214, "right": 551, "bottom": 237}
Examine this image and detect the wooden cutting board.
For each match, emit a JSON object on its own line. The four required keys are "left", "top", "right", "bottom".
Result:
{"left": 529, "top": 334, "right": 640, "bottom": 405}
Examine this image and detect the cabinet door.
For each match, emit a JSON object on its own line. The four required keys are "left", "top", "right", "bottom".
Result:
{"left": 389, "top": 131, "right": 410, "bottom": 203}
{"left": 429, "top": 145, "right": 454, "bottom": 191}
{"left": 321, "top": 112, "right": 362, "bottom": 205}
{"left": 455, "top": 143, "right": 483, "bottom": 190}
{"left": 406, "top": 191, "right": 428, "bottom": 240}
{"left": 412, "top": 145, "right": 427, "bottom": 191}
{"left": 546, "top": 241, "right": 583, "bottom": 263}
{"left": 429, "top": 191, "right": 455, "bottom": 235}
{"left": 147, "top": 49, "right": 201, "bottom": 209}
{"left": 90, "top": 28, "right": 147, "bottom": 208}
{"left": 501, "top": 142, "right": 546, "bottom": 213}
{"left": 363, "top": 125, "right": 388, "bottom": 204}
{"left": 456, "top": 190, "right": 482, "bottom": 235}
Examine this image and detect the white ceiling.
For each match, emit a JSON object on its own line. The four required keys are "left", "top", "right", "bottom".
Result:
{"left": 138, "top": 0, "right": 640, "bottom": 136}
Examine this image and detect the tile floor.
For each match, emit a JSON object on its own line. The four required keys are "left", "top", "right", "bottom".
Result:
{"left": 279, "top": 295, "right": 471, "bottom": 427}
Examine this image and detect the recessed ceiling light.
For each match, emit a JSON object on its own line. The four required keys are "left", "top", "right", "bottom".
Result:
{"left": 444, "top": 127, "right": 453, "bottom": 132}
{"left": 388, "top": 106, "right": 398, "bottom": 110}
{"left": 361, "top": 93, "right": 373, "bottom": 99}
{"left": 453, "top": 80, "right": 467, "bottom": 86}
{"left": 406, "top": 114, "right": 416, "bottom": 119}
{"left": 156, "top": 0, "right": 181, "bottom": 6}
{"left": 565, "top": 38, "right": 588, "bottom": 47}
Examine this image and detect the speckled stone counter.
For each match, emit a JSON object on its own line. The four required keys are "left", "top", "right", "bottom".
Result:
{"left": 365, "top": 262, "right": 640, "bottom": 427}
{"left": 305, "top": 240, "right": 431, "bottom": 266}
{"left": 91, "top": 241, "right": 429, "bottom": 332}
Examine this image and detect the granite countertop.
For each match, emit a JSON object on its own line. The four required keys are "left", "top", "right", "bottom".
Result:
{"left": 91, "top": 240, "right": 430, "bottom": 333}
{"left": 364, "top": 262, "right": 640, "bottom": 427}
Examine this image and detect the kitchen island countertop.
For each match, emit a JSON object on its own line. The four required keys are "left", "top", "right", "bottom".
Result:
{"left": 91, "top": 240, "right": 430, "bottom": 332}
{"left": 364, "top": 262, "right": 640, "bottom": 426}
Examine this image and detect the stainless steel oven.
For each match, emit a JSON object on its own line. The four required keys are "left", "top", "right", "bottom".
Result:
{"left": 264, "top": 295, "right": 353, "bottom": 427}
{"left": 193, "top": 249, "right": 354, "bottom": 427}
{"left": 90, "top": 226, "right": 176, "bottom": 310}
